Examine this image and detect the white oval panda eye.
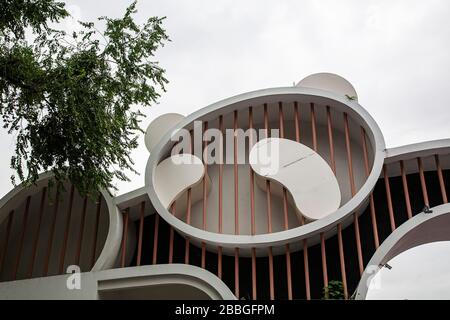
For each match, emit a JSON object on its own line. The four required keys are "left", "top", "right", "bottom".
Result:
{"left": 154, "top": 153, "right": 209, "bottom": 214}
{"left": 146, "top": 114, "right": 212, "bottom": 218}
{"left": 249, "top": 137, "right": 341, "bottom": 221}
{"left": 145, "top": 113, "right": 185, "bottom": 152}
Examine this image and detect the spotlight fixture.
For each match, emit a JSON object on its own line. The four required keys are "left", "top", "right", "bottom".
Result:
{"left": 379, "top": 263, "right": 392, "bottom": 270}
{"left": 423, "top": 205, "right": 433, "bottom": 214}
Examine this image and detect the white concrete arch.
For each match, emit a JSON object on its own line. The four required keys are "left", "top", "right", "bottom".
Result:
{"left": 0, "top": 264, "right": 236, "bottom": 300}
{"left": 0, "top": 172, "right": 122, "bottom": 277}
{"left": 355, "top": 203, "right": 450, "bottom": 300}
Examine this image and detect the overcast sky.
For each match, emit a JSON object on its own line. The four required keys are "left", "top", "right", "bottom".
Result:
{"left": 0, "top": 0, "right": 449, "bottom": 197}
{"left": 367, "top": 241, "right": 450, "bottom": 299}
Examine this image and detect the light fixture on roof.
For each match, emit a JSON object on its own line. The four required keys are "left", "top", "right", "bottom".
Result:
{"left": 423, "top": 205, "right": 433, "bottom": 214}
{"left": 379, "top": 263, "right": 392, "bottom": 270}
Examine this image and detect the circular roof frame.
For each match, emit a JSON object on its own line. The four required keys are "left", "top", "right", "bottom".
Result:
{"left": 145, "top": 86, "right": 386, "bottom": 255}
{"left": 0, "top": 172, "right": 122, "bottom": 271}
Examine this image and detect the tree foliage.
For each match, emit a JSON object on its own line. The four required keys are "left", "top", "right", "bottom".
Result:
{"left": 322, "top": 280, "right": 345, "bottom": 300}
{"left": 0, "top": 0, "right": 169, "bottom": 198}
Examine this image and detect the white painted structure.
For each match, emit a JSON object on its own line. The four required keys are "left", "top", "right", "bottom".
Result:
{"left": 145, "top": 84, "right": 385, "bottom": 256}
{"left": 0, "top": 72, "right": 449, "bottom": 300}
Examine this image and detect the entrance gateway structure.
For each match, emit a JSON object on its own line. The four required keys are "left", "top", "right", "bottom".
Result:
{"left": 0, "top": 73, "right": 449, "bottom": 300}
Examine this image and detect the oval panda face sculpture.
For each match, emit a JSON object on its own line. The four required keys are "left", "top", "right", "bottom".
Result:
{"left": 144, "top": 74, "right": 385, "bottom": 255}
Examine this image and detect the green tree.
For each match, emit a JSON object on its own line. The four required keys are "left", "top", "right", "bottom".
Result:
{"left": 322, "top": 280, "right": 345, "bottom": 300}
{"left": 0, "top": 0, "right": 169, "bottom": 198}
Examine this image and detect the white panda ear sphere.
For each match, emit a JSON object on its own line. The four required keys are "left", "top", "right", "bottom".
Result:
{"left": 145, "top": 113, "right": 185, "bottom": 153}
{"left": 296, "top": 72, "right": 358, "bottom": 102}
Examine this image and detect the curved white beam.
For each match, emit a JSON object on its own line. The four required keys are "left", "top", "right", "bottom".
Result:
{"left": 355, "top": 203, "right": 450, "bottom": 300}
{"left": 96, "top": 265, "right": 236, "bottom": 300}
{"left": 0, "top": 265, "right": 236, "bottom": 300}
{"left": 385, "top": 138, "right": 450, "bottom": 164}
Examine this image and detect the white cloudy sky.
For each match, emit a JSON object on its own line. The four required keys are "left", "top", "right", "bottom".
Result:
{"left": 367, "top": 241, "right": 450, "bottom": 299}
{"left": 0, "top": 0, "right": 449, "bottom": 197}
